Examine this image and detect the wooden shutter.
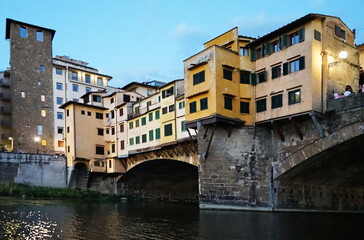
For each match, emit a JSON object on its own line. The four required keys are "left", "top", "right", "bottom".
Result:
{"left": 250, "top": 49, "right": 256, "bottom": 61}
{"left": 298, "top": 28, "right": 305, "bottom": 42}
{"left": 299, "top": 56, "right": 305, "bottom": 70}
{"left": 251, "top": 73, "right": 257, "bottom": 85}
{"left": 283, "top": 62, "right": 289, "bottom": 76}
{"left": 279, "top": 35, "right": 287, "bottom": 48}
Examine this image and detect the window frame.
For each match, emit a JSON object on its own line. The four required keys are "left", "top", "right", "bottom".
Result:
{"left": 193, "top": 70, "right": 205, "bottom": 85}
{"left": 256, "top": 98, "right": 267, "bottom": 113}
{"left": 288, "top": 89, "right": 301, "bottom": 105}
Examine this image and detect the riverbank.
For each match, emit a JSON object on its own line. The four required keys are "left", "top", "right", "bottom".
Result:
{"left": 0, "top": 182, "right": 121, "bottom": 201}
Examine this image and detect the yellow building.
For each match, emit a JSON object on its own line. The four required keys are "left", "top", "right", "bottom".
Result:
{"left": 184, "top": 28, "right": 255, "bottom": 129}
{"left": 250, "top": 14, "right": 359, "bottom": 124}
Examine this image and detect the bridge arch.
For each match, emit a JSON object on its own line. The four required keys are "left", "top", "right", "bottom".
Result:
{"left": 273, "top": 120, "right": 364, "bottom": 182}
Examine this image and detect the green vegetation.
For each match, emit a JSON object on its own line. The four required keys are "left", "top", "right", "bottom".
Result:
{"left": 0, "top": 183, "right": 120, "bottom": 202}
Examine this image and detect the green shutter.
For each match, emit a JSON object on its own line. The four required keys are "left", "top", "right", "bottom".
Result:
{"left": 250, "top": 49, "right": 256, "bottom": 61}
{"left": 299, "top": 56, "right": 305, "bottom": 70}
{"left": 263, "top": 70, "right": 267, "bottom": 82}
{"left": 149, "top": 130, "right": 154, "bottom": 141}
{"left": 279, "top": 35, "right": 287, "bottom": 48}
{"left": 283, "top": 62, "right": 289, "bottom": 76}
{"left": 155, "top": 128, "right": 160, "bottom": 139}
{"left": 264, "top": 43, "right": 272, "bottom": 56}
{"left": 251, "top": 73, "right": 257, "bottom": 85}
{"left": 298, "top": 28, "right": 305, "bottom": 42}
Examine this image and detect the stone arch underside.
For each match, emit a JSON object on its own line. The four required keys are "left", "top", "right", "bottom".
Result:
{"left": 273, "top": 121, "right": 364, "bottom": 187}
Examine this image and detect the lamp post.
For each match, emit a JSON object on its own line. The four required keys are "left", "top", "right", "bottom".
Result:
{"left": 8, "top": 137, "right": 13, "bottom": 152}
{"left": 34, "top": 136, "right": 40, "bottom": 154}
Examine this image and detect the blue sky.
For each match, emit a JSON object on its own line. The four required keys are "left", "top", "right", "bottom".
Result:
{"left": 0, "top": 0, "right": 363, "bottom": 87}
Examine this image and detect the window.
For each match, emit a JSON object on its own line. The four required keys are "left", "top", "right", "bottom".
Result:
{"left": 56, "top": 82, "right": 63, "bottom": 90}
{"left": 164, "top": 123, "right": 173, "bottom": 136}
{"left": 200, "top": 97, "right": 208, "bottom": 110}
{"left": 290, "top": 32, "right": 300, "bottom": 46}
{"left": 223, "top": 68, "right": 233, "bottom": 80}
{"left": 41, "top": 140, "right": 47, "bottom": 146}
{"left": 21, "top": 92, "right": 25, "bottom": 98}
{"left": 155, "top": 110, "right": 160, "bottom": 119}
{"left": 134, "top": 106, "right": 140, "bottom": 114}
{"left": 135, "top": 136, "right": 140, "bottom": 144}
{"left": 57, "top": 97, "right": 63, "bottom": 105}
{"left": 56, "top": 68, "right": 62, "bottom": 75}
{"left": 111, "top": 127, "right": 115, "bottom": 135}
{"left": 271, "top": 65, "right": 282, "bottom": 79}
{"left": 155, "top": 128, "right": 161, "bottom": 140}
{"left": 96, "top": 145, "right": 105, "bottom": 155}
{"left": 142, "top": 134, "right": 147, "bottom": 143}
{"left": 288, "top": 89, "right": 301, "bottom": 105}
{"left": 110, "top": 110, "right": 115, "bottom": 119}
{"left": 96, "top": 112, "right": 103, "bottom": 119}
{"left": 149, "top": 112, "right": 153, "bottom": 122}
{"left": 257, "top": 71, "right": 266, "bottom": 83}
{"left": 87, "top": 111, "right": 91, "bottom": 116}
{"left": 169, "top": 104, "right": 175, "bottom": 112}
{"left": 112, "top": 144, "right": 115, "bottom": 153}
{"left": 129, "top": 122, "right": 133, "bottom": 129}
{"left": 123, "top": 94, "right": 130, "bottom": 102}
{"left": 178, "top": 101, "right": 185, "bottom": 109}
{"left": 120, "top": 140, "right": 125, "bottom": 150}
{"left": 67, "top": 146, "right": 70, "bottom": 152}
{"left": 193, "top": 70, "right": 205, "bottom": 85}
{"left": 240, "top": 101, "right": 250, "bottom": 114}
{"left": 120, "top": 124, "right": 124, "bottom": 132}
{"left": 314, "top": 30, "right": 321, "bottom": 41}
{"left": 256, "top": 98, "right": 267, "bottom": 112}
{"left": 141, "top": 117, "right": 147, "bottom": 126}
{"left": 273, "top": 40, "right": 280, "bottom": 53}
{"left": 20, "top": 26, "right": 27, "bottom": 38}
{"left": 37, "top": 125, "right": 43, "bottom": 136}
{"left": 110, "top": 98, "right": 114, "bottom": 104}
{"left": 85, "top": 87, "right": 91, "bottom": 94}
{"left": 129, "top": 138, "right": 134, "bottom": 146}
{"left": 85, "top": 74, "right": 91, "bottom": 83}
{"left": 41, "top": 95, "right": 45, "bottom": 101}
{"left": 149, "top": 130, "right": 154, "bottom": 141}
{"left": 162, "top": 107, "right": 168, "bottom": 114}
{"left": 81, "top": 110, "right": 85, "bottom": 115}
{"left": 119, "top": 108, "right": 124, "bottom": 116}
{"left": 135, "top": 119, "right": 140, "bottom": 127}
{"left": 67, "top": 109, "right": 69, "bottom": 117}
{"left": 58, "top": 140, "right": 64, "bottom": 148}
{"left": 36, "top": 30, "right": 43, "bottom": 41}
{"left": 72, "top": 84, "right": 79, "bottom": 92}
{"left": 71, "top": 72, "right": 78, "bottom": 81}
{"left": 92, "top": 95, "right": 101, "bottom": 102}
{"left": 97, "top": 78, "right": 103, "bottom": 86}
{"left": 41, "top": 109, "right": 46, "bottom": 117}
{"left": 271, "top": 94, "right": 283, "bottom": 109}
{"left": 67, "top": 126, "right": 70, "bottom": 133}
{"left": 162, "top": 86, "right": 174, "bottom": 99}
{"left": 57, "top": 112, "right": 63, "bottom": 119}
{"left": 283, "top": 56, "right": 305, "bottom": 75}
{"left": 40, "top": 65, "right": 45, "bottom": 72}
{"left": 224, "top": 96, "right": 233, "bottom": 110}
{"left": 57, "top": 127, "right": 63, "bottom": 134}
{"left": 181, "top": 121, "right": 186, "bottom": 132}
{"left": 240, "top": 71, "right": 250, "bottom": 84}
{"left": 240, "top": 47, "right": 249, "bottom": 56}
{"left": 98, "top": 128, "right": 104, "bottom": 136}
{"left": 189, "top": 101, "right": 197, "bottom": 113}
{"left": 335, "top": 25, "right": 346, "bottom": 40}
{"left": 73, "top": 98, "right": 79, "bottom": 103}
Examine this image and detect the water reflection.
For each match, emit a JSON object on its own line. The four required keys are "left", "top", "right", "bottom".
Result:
{"left": 0, "top": 199, "right": 363, "bottom": 239}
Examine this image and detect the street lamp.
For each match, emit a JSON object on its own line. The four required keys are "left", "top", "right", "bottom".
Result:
{"left": 8, "top": 137, "right": 13, "bottom": 152}
{"left": 34, "top": 136, "right": 40, "bottom": 153}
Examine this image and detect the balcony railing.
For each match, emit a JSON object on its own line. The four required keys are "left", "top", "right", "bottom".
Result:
{"left": 127, "top": 102, "right": 161, "bottom": 120}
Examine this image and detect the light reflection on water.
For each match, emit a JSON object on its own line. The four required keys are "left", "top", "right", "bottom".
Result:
{"left": 0, "top": 199, "right": 363, "bottom": 240}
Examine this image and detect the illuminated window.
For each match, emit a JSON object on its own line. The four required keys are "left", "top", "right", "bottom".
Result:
{"left": 41, "top": 109, "right": 46, "bottom": 117}
{"left": 41, "top": 140, "right": 47, "bottom": 146}
{"left": 21, "top": 92, "right": 25, "bottom": 98}
{"left": 288, "top": 89, "right": 301, "bottom": 105}
{"left": 41, "top": 95, "right": 45, "bottom": 101}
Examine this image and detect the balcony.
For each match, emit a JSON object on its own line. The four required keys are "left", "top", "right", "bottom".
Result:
{"left": 0, "top": 106, "right": 11, "bottom": 114}
{"left": 0, "top": 120, "right": 11, "bottom": 128}
{"left": 0, "top": 92, "right": 11, "bottom": 101}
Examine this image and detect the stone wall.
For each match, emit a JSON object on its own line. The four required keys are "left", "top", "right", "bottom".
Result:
{"left": 0, "top": 152, "right": 66, "bottom": 188}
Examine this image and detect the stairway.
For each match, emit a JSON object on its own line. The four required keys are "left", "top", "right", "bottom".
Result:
{"left": 84, "top": 170, "right": 90, "bottom": 189}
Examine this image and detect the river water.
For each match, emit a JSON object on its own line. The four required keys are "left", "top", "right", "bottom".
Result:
{"left": 0, "top": 199, "right": 362, "bottom": 240}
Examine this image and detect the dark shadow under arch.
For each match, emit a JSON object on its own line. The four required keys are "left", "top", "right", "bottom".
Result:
{"left": 118, "top": 159, "right": 199, "bottom": 202}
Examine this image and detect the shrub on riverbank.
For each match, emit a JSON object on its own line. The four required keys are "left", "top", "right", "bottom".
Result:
{"left": 0, "top": 183, "right": 119, "bottom": 201}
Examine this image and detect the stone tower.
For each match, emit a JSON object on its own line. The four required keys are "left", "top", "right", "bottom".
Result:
{"left": 5, "top": 19, "right": 56, "bottom": 153}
